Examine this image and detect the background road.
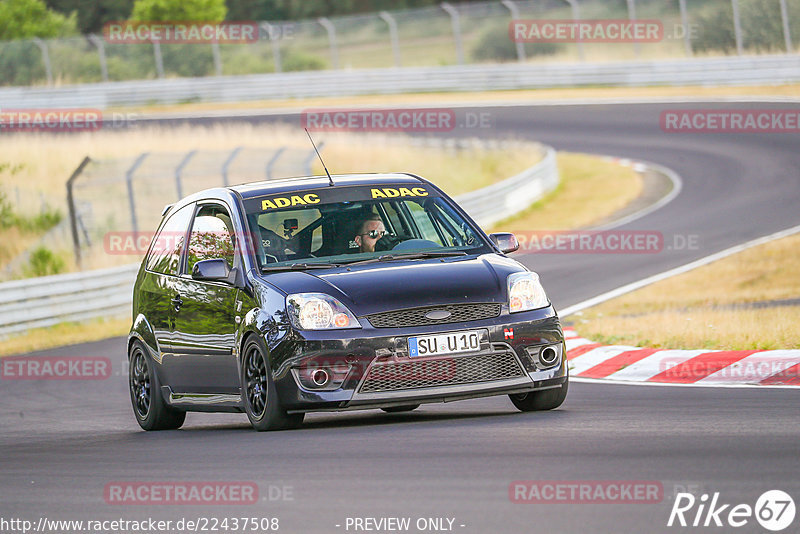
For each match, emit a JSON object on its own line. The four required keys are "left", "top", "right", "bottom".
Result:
{"left": 2, "top": 102, "right": 799, "bottom": 533}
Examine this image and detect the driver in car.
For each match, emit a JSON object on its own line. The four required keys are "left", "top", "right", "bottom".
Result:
{"left": 353, "top": 214, "right": 386, "bottom": 253}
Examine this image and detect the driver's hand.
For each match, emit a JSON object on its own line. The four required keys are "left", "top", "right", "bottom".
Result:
{"left": 375, "top": 233, "right": 406, "bottom": 252}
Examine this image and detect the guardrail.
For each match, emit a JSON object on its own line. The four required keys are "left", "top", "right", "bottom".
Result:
{"left": 0, "top": 263, "right": 139, "bottom": 337}
{"left": 0, "top": 144, "right": 559, "bottom": 338}
{"left": 2, "top": 55, "right": 799, "bottom": 109}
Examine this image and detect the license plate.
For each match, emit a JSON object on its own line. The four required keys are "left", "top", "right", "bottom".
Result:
{"left": 408, "top": 330, "right": 481, "bottom": 358}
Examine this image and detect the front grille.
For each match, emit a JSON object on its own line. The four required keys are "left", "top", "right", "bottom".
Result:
{"left": 358, "top": 351, "right": 524, "bottom": 393}
{"left": 366, "top": 303, "right": 501, "bottom": 328}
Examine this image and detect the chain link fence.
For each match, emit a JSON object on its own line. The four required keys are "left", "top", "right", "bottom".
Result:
{"left": 1, "top": 0, "right": 796, "bottom": 87}
{"left": 62, "top": 145, "right": 319, "bottom": 270}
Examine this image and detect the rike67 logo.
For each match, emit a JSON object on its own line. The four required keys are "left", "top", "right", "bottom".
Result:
{"left": 668, "top": 490, "right": 795, "bottom": 531}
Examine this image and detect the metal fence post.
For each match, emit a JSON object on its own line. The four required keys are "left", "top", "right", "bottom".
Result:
{"left": 304, "top": 142, "right": 324, "bottom": 175}
{"left": 501, "top": 0, "right": 526, "bottom": 63}
{"left": 731, "top": 0, "right": 743, "bottom": 55}
{"left": 211, "top": 42, "right": 223, "bottom": 76}
{"left": 562, "top": 0, "right": 585, "bottom": 61}
{"left": 174, "top": 150, "right": 196, "bottom": 199}
{"left": 318, "top": 17, "right": 340, "bottom": 69}
{"left": 261, "top": 23, "right": 283, "bottom": 73}
{"left": 221, "top": 146, "right": 242, "bottom": 186}
{"left": 626, "top": 0, "right": 641, "bottom": 58}
{"left": 678, "top": 0, "right": 692, "bottom": 56}
{"left": 379, "top": 11, "right": 402, "bottom": 67}
{"left": 440, "top": 3, "right": 465, "bottom": 65}
{"left": 125, "top": 153, "right": 149, "bottom": 239}
{"left": 31, "top": 38, "right": 53, "bottom": 86}
{"left": 779, "top": 0, "right": 793, "bottom": 53}
{"left": 66, "top": 156, "right": 92, "bottom": 268}
{"left": 266, "top": 147, "right": 286, "bottom": 179}
{"left": 152, "top": 40, "right": 165, "bottom": 78}
{"left": 87, "top": 35, "right": 109, "bottom": 82}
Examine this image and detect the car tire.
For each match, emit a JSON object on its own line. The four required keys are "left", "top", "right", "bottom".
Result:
{"left": 241, "top": 336, "right": 304, "bottom": 431}
{"left": 509, "top": 379, "right": 569, "bottom": 412}
{"left": 381, "top": 404, "right": 420, "bottom": 413}
{"left": 129, "top": 340, "right": 186, "bottom": 431}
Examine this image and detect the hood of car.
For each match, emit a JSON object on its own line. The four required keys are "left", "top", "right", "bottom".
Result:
{"left": 257, "top": 254, "right": 527, "bottom": 317}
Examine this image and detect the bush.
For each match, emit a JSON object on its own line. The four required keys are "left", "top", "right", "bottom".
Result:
{"left": 0, "top": 0, "right": 78, "bottom": 40}
{"left": 471, "top": 24, "right": 561, "bottom": 62}
{"left": 24, "top": 247, "right": 66, "bottom": 277}
{"left": 282, "top": 49, "right": 327, "bottom": 71}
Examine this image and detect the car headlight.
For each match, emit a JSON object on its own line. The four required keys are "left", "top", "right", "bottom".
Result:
{"left": 507, "top": 272, "right": 549, "bottom": 313}
{"left": 286, "top": 293, "right": 360, "bottom": 330}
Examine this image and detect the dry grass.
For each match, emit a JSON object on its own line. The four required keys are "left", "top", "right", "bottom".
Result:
{"left": 122, "top": 84, "right": 800, "bottom": 115}
{"left": 0, "top": 317, "right": 130, "bottom": 357}
{"left": 576, "top": 233, "right": 800, "bottom": 350}
{"left": 491, "top": 152, "right": 642, "bottom": 232}
{"left": 0, "top": 227, "right": 35, "bottom": 267}
{"left": 580, "top": 307, "right": 800, "bottom": 351}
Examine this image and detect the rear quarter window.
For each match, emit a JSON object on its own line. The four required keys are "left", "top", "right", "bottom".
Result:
{"left": 145, "top": 203, "right": 194, "bottom": 275}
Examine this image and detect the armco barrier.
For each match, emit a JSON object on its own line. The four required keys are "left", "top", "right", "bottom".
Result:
{"left": 1, "top": 55, "right": 799, "bottom": 109}
{"left": 0, "top": 263, "right": 139, "bottom": 337}
{"left": 0, "top": 145, "right": 559, "bottom": 337}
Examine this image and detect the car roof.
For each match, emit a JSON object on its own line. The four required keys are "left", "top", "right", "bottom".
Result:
{"left": 230, "top": 173, "right": 427, "bottom": 199}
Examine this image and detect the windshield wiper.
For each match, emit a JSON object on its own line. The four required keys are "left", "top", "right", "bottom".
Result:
{"left": 342, "top": 251, "right": 467, "bottom": 266}
{"left": 261, "top": 262, "right": 340, "bottom": 272}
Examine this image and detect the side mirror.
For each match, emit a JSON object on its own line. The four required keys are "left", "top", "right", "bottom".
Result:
{"left": 191, "top": 258, "right": 232, "bottom": 282}
{"left": 489, "top": 232, "right": 520, "bottom": 254}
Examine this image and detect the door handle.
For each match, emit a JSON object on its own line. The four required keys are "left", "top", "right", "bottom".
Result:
{"left": 171, "top": 294, "right": 183, "bottom": 310}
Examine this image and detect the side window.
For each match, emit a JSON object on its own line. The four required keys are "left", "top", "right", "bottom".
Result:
{"left": 146, "top": 203, "right": 194, "bottom": 275}
{"left": 435, "top": 200, "right": 477, "bottom": 247}
{"left": 406, "top": 201, "right": 445, "bottom": 245}
{"left": 187, "top": 204, "right": 236, "bottom": 275}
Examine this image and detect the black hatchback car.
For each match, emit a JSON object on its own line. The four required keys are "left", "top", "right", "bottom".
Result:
{"left": 128, "top": 173, "right": 567, "bottom": 431}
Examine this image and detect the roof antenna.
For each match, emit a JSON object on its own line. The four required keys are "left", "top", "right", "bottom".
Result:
{"left": 305, "top": 128, "right": 334, "bottom": 187}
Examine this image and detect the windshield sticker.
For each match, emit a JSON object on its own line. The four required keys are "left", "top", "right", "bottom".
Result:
{"left": 248, "top": 184, "right": 438, "bottom": 213}
{"left": 261, "top": 193, "right": 320, "bottom": 210}
{"left": 370, "top": 187, "right": 428, "bottom": 199}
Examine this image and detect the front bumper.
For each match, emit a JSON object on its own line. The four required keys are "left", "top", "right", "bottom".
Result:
{"left": 271, "top": 306, "right": 566, "bottom": 413}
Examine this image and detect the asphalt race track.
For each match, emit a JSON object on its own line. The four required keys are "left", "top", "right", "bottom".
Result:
{"left": 2, "top": 102, "right": 799, "bottom": 533}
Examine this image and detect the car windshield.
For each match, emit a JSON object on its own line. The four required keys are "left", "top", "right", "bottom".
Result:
{"left": 242, "top": 183, "right": 491, "bottom": 270}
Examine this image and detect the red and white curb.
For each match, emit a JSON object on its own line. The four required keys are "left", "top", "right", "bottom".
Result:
{"left": 564, "top": 328, "right": 800, "bottom": 387}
